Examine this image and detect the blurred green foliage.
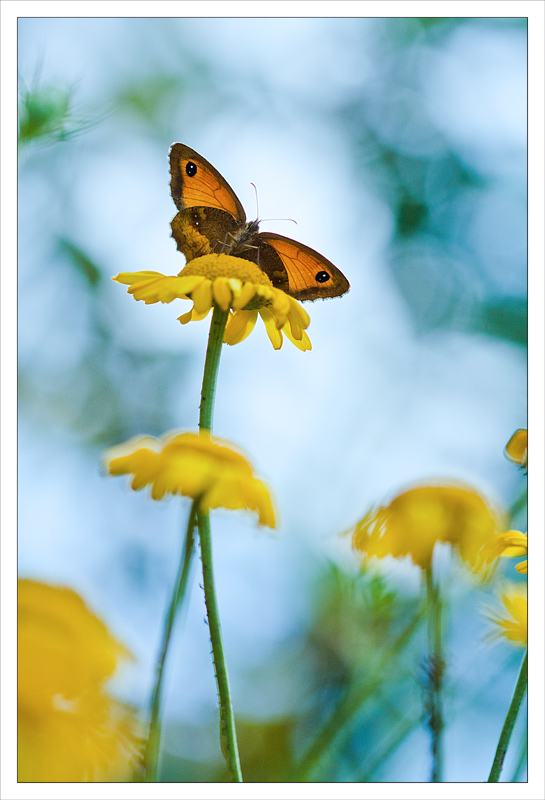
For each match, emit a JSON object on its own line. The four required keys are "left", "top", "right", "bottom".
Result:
{"left": 18, "top": 84, "right": 73, "bottom": 145}
{"left": 476, "top": 297, "right": 528, "bottom": 346}
{"left": 18, "top": 81, "right": 97, "bottom": 147}
{"left": 155, "top": 562, "right": 424, "bottom": 783}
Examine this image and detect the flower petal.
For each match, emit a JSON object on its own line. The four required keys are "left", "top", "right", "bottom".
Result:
{"left": 269, "top": 291, "right": 291, "bottom": 328}
{"left": 224, "top": 310, "right": 258, "bottom": 345}
{"left": 259, "top": 308, "right": 283, "bottom": 350}
{"left": 113, "top": 271, "right": 166, "bottom": 285}
{"left": 287, "top": 297, "right": 311, "bottom": 329}
{"left": 504, "top": 429, "right": 528, "bottom": 467}
{"left": 191, "top": 279, "right": 214, "bottom": 314}
{"left": 231, "top": 281, "right": 257, "bottom": 310}
{"left": 283, "top": 322, "right": 312, "bottom": 351}
{"left": 212, "top": 277, "right": 233, "bottom": 311}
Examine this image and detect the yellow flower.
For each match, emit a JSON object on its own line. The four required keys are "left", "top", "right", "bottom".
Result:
{"left": 113, "top": 254, "right": 311, "bottom": 352}
{"left": 104, "top": 430, "right": 276, "bottom": 528}
{"left": 504, "top": 428, "right": 527, "bottom": 469}
{"left": 486, "top": 584, "right": 527, "bottom": 647}
{"left": 18, "top": 579, "right": 140, "bottom": 782}
{"left": 482, "top": 529, "right": 528, "bottom": 575}
{"left": 350, "top": 484, "right": 504, "bottom": 571}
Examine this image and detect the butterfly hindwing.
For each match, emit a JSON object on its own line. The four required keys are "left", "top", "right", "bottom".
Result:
{"left": 171, "top": 207, "right": 242, "bottom": 262}
{"left": 259, "top": 233, "right": 350, "bottom": 301}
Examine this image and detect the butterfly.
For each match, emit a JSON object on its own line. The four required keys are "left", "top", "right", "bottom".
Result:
{"left": 169, "top": 144, "right": 350, "bottom": 302}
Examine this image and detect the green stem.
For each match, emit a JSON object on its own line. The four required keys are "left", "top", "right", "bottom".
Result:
{"left": 425, "top": 567, "right": 445, "bottom": 783}
{"left": 488, "top": 650, "right": 528, "bottom": 782}
{"left": 199, "top": 306, "right": 229, "bottom": 431}
{"left": 508, "top": 486, "right": 527, "bottom": 525}
{"left": 144, "top": 500, "right": 199, "bottom": 781}
{"left": 198, "top": 509, "right": 243, "bottom": 781}
{"left": 196, "top": 304, "right": 242, "bottom": 780}
{"left": 143, "top": 304, "right": 231, "bottom": 781}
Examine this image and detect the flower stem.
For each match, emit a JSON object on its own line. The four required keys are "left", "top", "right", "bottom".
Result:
{"left": 198, "top": 509, "right": 243, "bottom": 781}
{"left": 197, "top": 304, "right": 242, "bottom": 780}
{"left": 199, "top": 306, "right": 229, "bottom": 432}
{"left": 144, "top": 499, "right": 199, "bottom": 781}
{"left": 488, "top": 650, "right": 528, "bottom": 782}
{"left": 425, "top": 567, "right": 445, "bottom": 783}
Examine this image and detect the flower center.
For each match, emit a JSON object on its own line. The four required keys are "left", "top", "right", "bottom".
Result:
{"left": 180, "top": 253, "right": 273, "bottom": 287}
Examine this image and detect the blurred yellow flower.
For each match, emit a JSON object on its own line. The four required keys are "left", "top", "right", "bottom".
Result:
{"left": 504, "top": 428, "right": 527, "bottom": 469}
{"left": 113, "top": 253, "right": 311, "bottom": 351}
{"left": 104, "top": 430, "right": 276, "bottom": 528}
{"left": 18, "top": 579, "right": 140, "bottom": 782}
{"left": 487, "top": 584, "right": 527, "bottom": 647}
{"left": 350, "top": 484, "right": 504, "bottom": 571}
{"left": 482, "top": 529, "right": 528, "bottom": 575}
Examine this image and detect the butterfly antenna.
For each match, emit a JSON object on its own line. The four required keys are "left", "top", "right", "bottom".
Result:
{"left": 250, "top": 182, "right": 259, "bottom": 219}
{"left": 250, "top": 183, "right": 298, "bottom": 226}
{"left": 260, "top": 218, "right": 298, "bottom": 226}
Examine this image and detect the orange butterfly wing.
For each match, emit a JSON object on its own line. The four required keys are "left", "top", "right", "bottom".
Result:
{"left": 169, "top": 144, "right": 350, "bottom": 302}
{"left": 259, "top": 233, "right": 350, "bottom": 301}
{"left": 169, "top": 143, "right": 246, "bottom": 222}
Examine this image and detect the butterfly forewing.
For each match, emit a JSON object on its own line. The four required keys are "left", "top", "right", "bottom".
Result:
{"left": 169, "top": 144, "right": 246, "bottom": 222}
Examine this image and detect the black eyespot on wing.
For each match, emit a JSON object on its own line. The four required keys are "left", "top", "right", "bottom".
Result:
{"left": 316, "top": 271, "right": 330, "bottom": 283}
{"left": 186, "top": 161, "right": 197, "bottom": 177}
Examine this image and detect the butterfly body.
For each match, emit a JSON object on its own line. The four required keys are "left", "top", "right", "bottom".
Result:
{"left": 169, "top": 144, "right": 349, "bottom": 302}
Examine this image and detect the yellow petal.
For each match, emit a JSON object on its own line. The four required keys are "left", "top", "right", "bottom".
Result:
{"left": 270, "top": 291, "right": 291, "bottom": 327}
{"left": 113, "top": 271, "right": 166, "bottom": 285}
{"left": 212, "top": 277, "right": 233, "bottom": 311}
{"left": 178, "top": 308, "right": 196, "bottom": 325}
{"left": 231, "top": 281, "right": 257, "bottom": 310}
{"left": 128, "top": 276, "right": 190, "bottom": 304}
{"left": 191, "top": 279, "right": 213, "bottom": 314}
{"left": 287, "top": 297, "right": 311, "bottom": 329}
{"left": 204, "top": 475, "right": 276, "bottom": 528}
{"left": 172, "top": 275, "right": 207, "bottom": 296}
{"left": 252, "top": 478, "right": 277, "bottom": 527}
{"left": 224, "top": 310, "right": 258, "bottom": 345}
{"left": 283, "top": 322, "right": 312, "bottom": 352}
{"left": 504, "top": 429, "right": 527, "bottom": 466}
{"left": 259, "top": 308, "right": 283, "bottom": 350}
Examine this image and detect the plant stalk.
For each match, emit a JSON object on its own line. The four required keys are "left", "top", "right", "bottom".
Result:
{"left": 488, "top": 650, "right": 528, "bottom": 782}
{"left": 198, "top": 509, "right": 243, "bottom": 781}
{"left": 144, "top": 500, "right": 198, "bottom": 781}
{"left": 197, "top": 305, "right": 242, "bottom": 780}
{"left": 199, "top": 306, "right": 229, "bottom": 431}
{"left": 425, "top": 566, "right": 445, "bottom": 783}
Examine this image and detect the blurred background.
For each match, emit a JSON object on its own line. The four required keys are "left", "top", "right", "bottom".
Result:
{"left": 18, "top": 16, "right": 527, "bottom": 782}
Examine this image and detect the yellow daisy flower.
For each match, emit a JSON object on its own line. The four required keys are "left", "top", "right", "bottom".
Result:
{"left": 482, "top": 529, "right": 528, "bottom": 575}
{"left": 486, "top": 584, "right": 527, "bottom": 647}
{"left": 350, "top": 484, "right": 504, "bottom": 572}
{"left": 104, "top": 430, "right": 276, "bottom": 528}
{"left": 113, "top": 254, "right": 311, "bottom": 352}
{"left": 504, "top": 428, "right": 527, "bottom": 469}
{"left": 18, "top": 579, "right": 140, "bottom": 782}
